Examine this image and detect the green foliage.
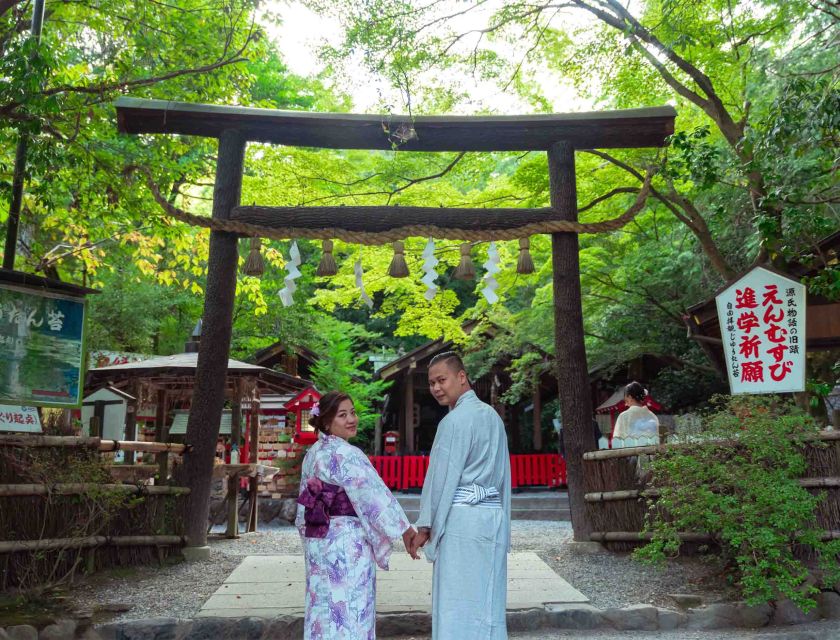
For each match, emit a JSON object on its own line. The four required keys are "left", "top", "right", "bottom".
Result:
{"left": 635, "top": 396, "right": 840, "bottom": 610}
{"left": 308, "top": 317, "right": 391, "bottom": 449}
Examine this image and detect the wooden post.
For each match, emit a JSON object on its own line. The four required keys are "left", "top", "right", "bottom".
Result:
{"left": 374, "top": 415, "right": 383, "bottom": 456}
{"left": 227, "top": 355, "right": 243, "bottom": 539}
{"left": 155, "top": 390, "right": 168, "bottom": 482}
{"left": 404, "top": 372, "right": 414, "bottom": 454}
{"left": 247, "top": 390, "right": 260, "bottom": 533}
{"left": 88, "top": 415, "right": 101, "bottom": 439}
{"left": 226, "top": 472, "right": 239, "bottom": 539}
{"left": 123, "top": 383, "right": 138, "bottom": 465}
{"left": 92, "top": 401, "right": 106, "bottom": 437}
{"left": 181, "top": 129, "right": 246, "bottom": 550}
{"left": 548, "top": 140, "right": 596, "bottom": 540}
{"left": 532, "top": 388, "right": 543, "bottom": 452}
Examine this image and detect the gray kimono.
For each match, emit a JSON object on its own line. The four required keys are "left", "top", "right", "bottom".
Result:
{"left": 416, "top": 389, "right": 511, "bottom": 639}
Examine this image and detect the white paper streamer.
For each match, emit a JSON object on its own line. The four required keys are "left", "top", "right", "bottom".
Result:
{"left": 278, "top": 241, "right": 301, "bottom": 307}
{"left": 481, "top": 241, "right": 501, "bottom": 304}
{"left": 421, "top": 239, "right": 439, "bottom": 301}
{"left": 354, "top": 259, "right": 373, "bottom": 308}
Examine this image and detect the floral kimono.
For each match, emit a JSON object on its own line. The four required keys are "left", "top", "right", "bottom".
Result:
{"left": 296, "top": 433, "right": 409, "bottom": 639}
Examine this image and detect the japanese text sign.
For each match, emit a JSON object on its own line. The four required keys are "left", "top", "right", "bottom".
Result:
{"left": 0, "top": 405, "right": 43, "bottom": 433}
{"left": 0, "top": 284, "right": 86, "bottom": 407}
{"left": 715, "top": 267, "right": 806, "bottom": 394}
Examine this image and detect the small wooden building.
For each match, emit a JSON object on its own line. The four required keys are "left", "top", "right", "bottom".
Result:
{"left": 375, "top": 327, "right": 558, "bottom": 455}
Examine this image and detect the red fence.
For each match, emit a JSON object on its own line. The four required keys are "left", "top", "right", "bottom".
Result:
{"left": 369, "top": 453, "right": 566, "bottom": 491}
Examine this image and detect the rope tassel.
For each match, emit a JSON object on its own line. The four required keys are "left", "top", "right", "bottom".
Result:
{"left": 316, "top": 239, "right": 337, "bottom": 276}
{"left": 516, "top": 237, "right": 535, "bottom": 274}
{"left": 388, "top": 241, "right": 409, "bottom": 278}
{"left": 453, "top": 243, "right": 475, "bottom": 280}
{"left": 242, "top": 237, "right": 265, "bottom": 277}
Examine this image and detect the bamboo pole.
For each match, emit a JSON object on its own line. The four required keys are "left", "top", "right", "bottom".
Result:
{"left": 799, "top": 477, "right": 840, "bottom": 488}
{"left": 109, "top": 535, "right": 184, "bottom": 546}
{"left": 583, "top": 431, "right": 840, "bottom": 461}
{"left": 99, "top": 440, "right": 188, "bottom": 454}
{"left": 585, "top": 478, "right": 840, "bottom": 502}
{"left": 0, "top": 435, "right": 188, "bottom": 453}
{"left": 0, "top": 535, "right": 185, "bottom": 553}
{"left": 0, "top": 435, "right": 100, "bottom": 448}
{"left": 589, "top": 531, "right": 714, "bottom": 543}
{"left": 589, "top": 530, "right": 840, "bottom": 543}
{"left": 0, "top": 484, "right": 190, "bottom": 497}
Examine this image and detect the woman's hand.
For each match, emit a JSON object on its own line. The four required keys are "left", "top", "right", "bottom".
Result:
{"left": 403, "top": 527, "right": 420, "bottom": 559}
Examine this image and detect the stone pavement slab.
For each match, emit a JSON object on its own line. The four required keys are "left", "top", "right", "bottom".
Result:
{"left": 197, "top": 552, "right": 588, "bottom": 618}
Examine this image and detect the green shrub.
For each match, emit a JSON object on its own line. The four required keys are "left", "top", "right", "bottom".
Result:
{"left": 634, "top": 395, "right": 840, "bottom": 611}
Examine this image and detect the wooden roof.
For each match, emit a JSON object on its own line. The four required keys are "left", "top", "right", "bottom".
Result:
{"left": 115, "top": 98, "right": 676, "bottom": 151}
{"left": 86, "top": 352, "right": 311, "bottom": 395}
{"left": 0, "top": 268, "right": 98, "bottom": 297}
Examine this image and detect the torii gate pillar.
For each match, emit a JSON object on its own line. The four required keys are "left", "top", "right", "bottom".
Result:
{"left": 549, "top": 141, "right": 596, "bottom": 540}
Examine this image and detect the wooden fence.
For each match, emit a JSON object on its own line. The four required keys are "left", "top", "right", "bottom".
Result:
{"left": 369, "top": 453, "right": 566, "bottom": 491}
{"left": 0, "top": 434, "right": 189, "bottom": 591}
{"left": 582, "top": 430, "right": 840, "bottom": 551}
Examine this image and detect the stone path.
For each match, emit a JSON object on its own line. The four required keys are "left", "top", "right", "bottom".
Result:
{"left": 197, "top": 552, "right": 588, "bottom": 618}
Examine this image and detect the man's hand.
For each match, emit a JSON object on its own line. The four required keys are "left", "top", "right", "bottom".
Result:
{"left": 409, "top": 528, "right": 430, "bottom": 558}
{"left": 402, "top": 527, "right": 418, "bottom": 559}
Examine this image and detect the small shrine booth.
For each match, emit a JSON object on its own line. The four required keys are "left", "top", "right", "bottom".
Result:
{"left": 85, "top": 351, "right": 314, "bottom": 536}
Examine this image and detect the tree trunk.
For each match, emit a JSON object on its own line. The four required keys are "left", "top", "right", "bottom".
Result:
{"left": 548, "top": 141, "right": 596, "bottom": 541}
{"left": 181, "top": 129, "right": 246, "bottom": 548}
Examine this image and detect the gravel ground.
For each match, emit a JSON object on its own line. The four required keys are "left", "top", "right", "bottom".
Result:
{"left": 68, "top": 520, "right": 729, "bottom": 623}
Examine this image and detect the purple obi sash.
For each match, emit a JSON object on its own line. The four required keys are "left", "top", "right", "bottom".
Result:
{"left": 297, "top": 477, "right": 357, "bottom": 538}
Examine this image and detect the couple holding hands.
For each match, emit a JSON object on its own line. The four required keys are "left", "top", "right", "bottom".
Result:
{"left": 295, "top": 352, "right": 512, "bottom": 639}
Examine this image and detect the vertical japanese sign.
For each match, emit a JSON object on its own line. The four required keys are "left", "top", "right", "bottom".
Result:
{"left": 716, "top": 267, "right": 806, "bottom": 394}
{"left": 0, "top": 284, "right": 86, "bottom": 407}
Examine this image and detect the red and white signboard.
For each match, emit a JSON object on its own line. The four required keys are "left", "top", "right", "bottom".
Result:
{"left": 716, "top": 267, "right": 806, "bottom": 394}
{"left": 0, "top": 405, "right": 43, "bottom": 433}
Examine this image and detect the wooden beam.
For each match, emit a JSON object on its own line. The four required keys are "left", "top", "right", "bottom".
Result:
{"left": 115, "top": 98, "right": 676, "bottom": 152}
{"left": 181, "top": 129, "right": 246, "bottom": 549}
{"left": 549, "top": 141, "right": 596, "bottom": 542}
{"left": 232, "top": 205, "right": 556, "bottom": 234}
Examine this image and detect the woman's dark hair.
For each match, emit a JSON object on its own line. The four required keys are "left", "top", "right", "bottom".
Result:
{"left": 624, "top": 381, "right": 647, "bottom": 404}
{"left": 309, "top": 391, "right": 353, "bottom": 435}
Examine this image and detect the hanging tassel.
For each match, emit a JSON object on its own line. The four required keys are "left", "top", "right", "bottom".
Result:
{"left": 388, "top": 241, "right": 409, "bottom": 278}
{"left": 516, "top": 237, "right": 535, "bottom": 274}
{"left": 453, "top": 243, "right": 475, "bottom": 280}
{"left": 316, "top": 239, "right": 337, "bottom": 276}
{"left": 242, "top": 237, "right": 265, "bottom": 277}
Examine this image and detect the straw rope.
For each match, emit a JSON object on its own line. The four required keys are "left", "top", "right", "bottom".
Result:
{"left": 130, "top": 166, "right": 653, "bottom": 245}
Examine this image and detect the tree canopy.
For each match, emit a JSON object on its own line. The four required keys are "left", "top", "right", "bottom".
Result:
{"left": 2, "top": 0, "right": 838, "bottom": 436}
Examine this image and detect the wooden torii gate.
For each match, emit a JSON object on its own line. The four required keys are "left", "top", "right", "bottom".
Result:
{"left": 115, "top": 97, "right": 675, "bottom": 553}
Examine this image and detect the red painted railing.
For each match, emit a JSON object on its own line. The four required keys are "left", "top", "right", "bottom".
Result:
{"left": 369, "top": 453, "right": 566, "bottom": 490}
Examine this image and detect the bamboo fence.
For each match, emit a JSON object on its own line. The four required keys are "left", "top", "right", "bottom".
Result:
{"left": 582, "top": 430, "right": 840, "bottom": 552}
{"left": 0, "top": 434, "right": 189, "bottom": 591}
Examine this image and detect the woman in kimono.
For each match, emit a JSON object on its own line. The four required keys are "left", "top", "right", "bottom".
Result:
{"left": 296, "top": 391, "right": 415, "bottom": 639}
{"left": 612, "top": 381, "right": 660, "bottom": 443}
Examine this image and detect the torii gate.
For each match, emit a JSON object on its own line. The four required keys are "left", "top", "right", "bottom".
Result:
{"left": 115, "top": 97, "right": 675, "bottom": 555}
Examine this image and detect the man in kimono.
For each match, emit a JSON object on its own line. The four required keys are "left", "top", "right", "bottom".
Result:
{"left": 411, "top": 352, "right": 511, "bottom": 639}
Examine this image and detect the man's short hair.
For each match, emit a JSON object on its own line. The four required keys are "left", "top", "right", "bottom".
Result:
{"left": 429, "top": 351, "right": 467, "bottom": 375}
